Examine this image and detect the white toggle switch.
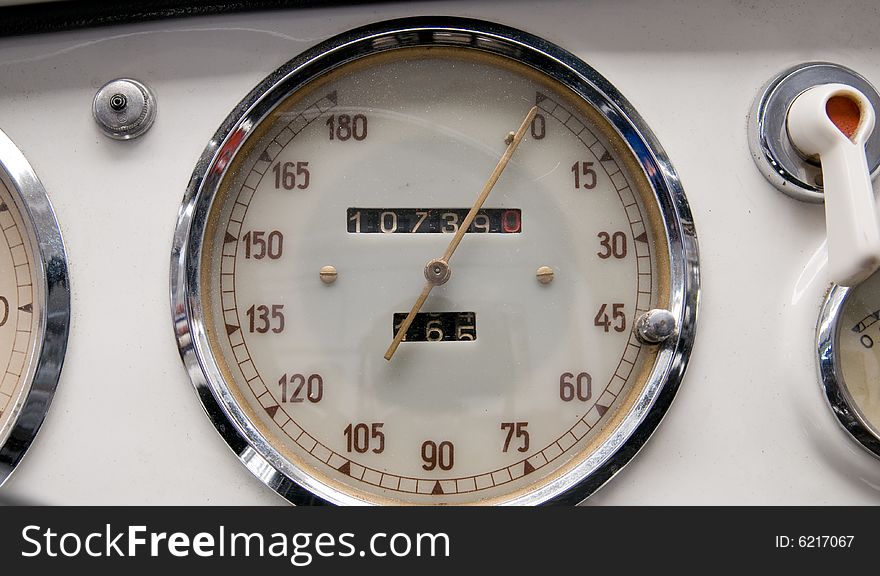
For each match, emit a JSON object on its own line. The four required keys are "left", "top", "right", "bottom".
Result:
{"left": 787, "top": 83, "right": 879, "bottom": 286}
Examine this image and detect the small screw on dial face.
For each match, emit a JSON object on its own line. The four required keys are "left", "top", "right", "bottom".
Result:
{"left": 319, "top": 265, "right": 338, "bottom": 284}
{"left": 536, "top": 266, "right": 555, "bottom": 284}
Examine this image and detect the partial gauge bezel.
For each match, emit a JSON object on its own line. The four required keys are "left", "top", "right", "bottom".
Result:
{"left": 171, "top": 17, "right": 700, "bottom": 505}
{"left": 0, "top": 127, "right": 70, "bottom": 485}
{"left": 817, "top": 283, "right": 880, "bottom": 458}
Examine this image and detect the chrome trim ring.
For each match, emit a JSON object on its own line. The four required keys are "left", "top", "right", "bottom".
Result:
{"left": 817, "top": 283, "right": 880, "bottom": 458}
{"left": 170, "top": 16, "right": 700, "bottom": 505}
{"left": 748, "top": 62, "right": 880, "bottom": 203}
{"left": 0, "top": 127, "right": 70, "bottom": 485}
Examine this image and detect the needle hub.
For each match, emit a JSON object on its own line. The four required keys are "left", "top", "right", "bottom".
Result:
{"left": 424, "top": 258, "right": 451, "bottom": 286}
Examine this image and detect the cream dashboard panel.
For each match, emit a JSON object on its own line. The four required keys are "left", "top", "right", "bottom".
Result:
{"left": 0, "top": 0, "right": 877, "bottom": 504}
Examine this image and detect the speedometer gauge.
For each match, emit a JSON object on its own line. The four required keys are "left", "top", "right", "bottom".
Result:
{"left": 0, "top": 128, "right": 69, "bottom": 485}
{"left": 172, "top": 17, "right": 699, "bottom": 505}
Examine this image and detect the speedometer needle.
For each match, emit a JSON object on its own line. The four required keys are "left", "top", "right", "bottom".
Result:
{"left": 384, "top": 105, "right": 538, "bottom": 361}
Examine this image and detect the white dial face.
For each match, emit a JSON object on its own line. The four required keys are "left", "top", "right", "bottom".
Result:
{"left": 837, "top": 271, "right": 880, "bottom": 433}
{"left": 200, "top": 48, "right": 667, "bottom": 504}
{"left": 0, "top": 179, "right": 39, "bottom": 448}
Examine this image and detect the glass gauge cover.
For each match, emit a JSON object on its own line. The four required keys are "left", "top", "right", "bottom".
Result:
{"left": 172, "top": 17, "right": 699, "bottom": 505}
{"left": 0, "top": 128, "right": 69, "bottom": 485}
{"left": 819, "top": 270, "right": 880, "bottom": 456}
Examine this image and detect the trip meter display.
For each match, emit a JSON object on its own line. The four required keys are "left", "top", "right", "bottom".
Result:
{"left": 172, "top": 18, "right": 699, "bottom": 505}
